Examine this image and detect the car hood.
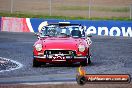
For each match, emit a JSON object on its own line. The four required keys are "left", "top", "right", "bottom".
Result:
{"left": 42, "top": 37, "right": 86, "bottom": 50}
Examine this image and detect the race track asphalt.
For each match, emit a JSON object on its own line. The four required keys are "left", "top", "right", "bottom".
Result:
{"left": 0, "top": 32, "right": 132, "bottom": 84}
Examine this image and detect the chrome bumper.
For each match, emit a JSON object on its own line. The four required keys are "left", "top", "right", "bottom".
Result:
{"left": 33, "top": 55, "right": 87, "bottom": 59}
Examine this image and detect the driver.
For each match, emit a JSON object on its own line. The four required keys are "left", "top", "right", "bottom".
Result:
{"left": 71, "top": 27, "right": 82, "bottom": 38}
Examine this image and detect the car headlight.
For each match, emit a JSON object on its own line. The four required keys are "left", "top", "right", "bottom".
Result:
{"left": 78, "top": 45, "right": 85, "bottom": 52}
{"left": 35, "top": 44, "right": 42, "bottom": 51}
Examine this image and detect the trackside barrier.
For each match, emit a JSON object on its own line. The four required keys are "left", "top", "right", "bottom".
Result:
{"left": 0, "top": 17, "right": 1, "bottom": 31}
{"left": 28, "top": 18, "right": 132, "bottom": 37}
{"left": 1, "top": 17, "right": 132, "bottom": 37}
{"left": 1, "top": 17, "right": 30, "bottom": 32}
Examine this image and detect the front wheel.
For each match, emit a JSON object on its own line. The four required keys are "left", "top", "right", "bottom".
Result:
{"left": 33, "top": 59, "right": 42, "bottom": 67}
{"left": 80, "top": 56, "right": 91, "bottom": 66}
{"left": 76, "top": 75, "right": 87, "bottom": 85}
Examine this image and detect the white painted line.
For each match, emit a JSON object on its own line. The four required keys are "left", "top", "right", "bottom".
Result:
{"left": 20, "top": 81, "right": 76, "bottom": 85}
{"left": 0, "top": 57, "right": 23, "bottom": 73}
{"left": 0, "top": 60, "right": 7, "bottom": 64}
{"left": 26, "top": 18, "right": 34, "bottom": 32}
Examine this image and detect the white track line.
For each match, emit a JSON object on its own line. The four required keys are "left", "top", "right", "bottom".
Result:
{"left": 26, "top": 18, "right": 34, "bottom": 32}
{"left": 20, "top": 81, "right": 76, "bottom": 85}
{"left": 0, "top": 57, "right": 23, "bottom": 73}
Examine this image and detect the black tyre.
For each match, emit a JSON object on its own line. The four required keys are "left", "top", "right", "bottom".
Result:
{"left": 76, "top": 75, "right": 87, "bottom": 85}
{"left": 33, "top": 59, "right": 41, "bottom": 67}
{"left": 80, "top": 56, "right": 91, "bottom": 66}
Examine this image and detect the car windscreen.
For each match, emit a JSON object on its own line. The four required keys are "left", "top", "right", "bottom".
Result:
{"left": 40, "top": 26, "right": 70, "bottom": 37}
{"left": 40, "top": 26, "right": 82, "bottom": 38}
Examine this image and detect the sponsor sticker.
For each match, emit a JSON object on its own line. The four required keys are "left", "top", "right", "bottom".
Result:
{"left": 76, "top": 66, "right": 131, "bottom": 85}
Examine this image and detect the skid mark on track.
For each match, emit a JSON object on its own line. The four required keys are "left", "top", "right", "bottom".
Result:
{"left": 0, "top": 57, "right": 23, "bottom": 73}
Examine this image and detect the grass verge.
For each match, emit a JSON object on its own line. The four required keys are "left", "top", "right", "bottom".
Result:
{"left": 58, "top": 6, "right": 129, "bottom": 12}
{"left": 0, "top": 12, "right": 131, "bottom": 21}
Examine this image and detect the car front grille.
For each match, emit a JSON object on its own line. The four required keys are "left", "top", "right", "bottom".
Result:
{"left": 44, "top": 50, "right": 76, "bottom": 56}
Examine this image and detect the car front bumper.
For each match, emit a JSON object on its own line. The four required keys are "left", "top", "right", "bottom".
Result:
{"left": 33, "top": 55, "right": 87, "bottom": 63}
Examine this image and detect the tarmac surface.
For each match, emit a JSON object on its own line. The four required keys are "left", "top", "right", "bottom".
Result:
{"left": 0, "top": 83, "right": 132, "bottom": 88}
{"left": 0, "top": 32, "right": 132, "bottom": 84}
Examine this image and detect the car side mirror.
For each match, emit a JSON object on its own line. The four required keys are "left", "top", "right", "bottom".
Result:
{"left": 34, "top": 32, "right": 40, "bottom": 39}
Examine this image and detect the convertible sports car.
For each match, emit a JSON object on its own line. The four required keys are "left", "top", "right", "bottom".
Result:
{"left": 33, "top": 22, "right": 92, "bottom": 67}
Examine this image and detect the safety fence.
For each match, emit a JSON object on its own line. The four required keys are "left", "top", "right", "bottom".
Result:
{"left": 0, "top": 17, "right": 132, "bottom": 37}
{"left": 0, "top": 0, "right": 132, "bottom": 19}
{"left": 0, "top": 17, "right": 1, "bottom": 31}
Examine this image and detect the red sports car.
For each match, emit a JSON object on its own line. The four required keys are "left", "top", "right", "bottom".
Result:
{"left": 33, "top": 22, "right": 92, "bottom": 67}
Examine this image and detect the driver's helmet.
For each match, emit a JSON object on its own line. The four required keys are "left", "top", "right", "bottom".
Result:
{"left": 70, "top": 27, "right": 82, "bottom": 37}
{"left": 71, "top": 29, "right": 82, "bottom": 38}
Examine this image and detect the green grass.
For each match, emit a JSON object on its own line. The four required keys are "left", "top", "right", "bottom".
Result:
{"left": 0, "top": 12, "right": 131, "bottom": 21}
{"left": 58, "top": 6, "right": 129, "bottom": 12}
